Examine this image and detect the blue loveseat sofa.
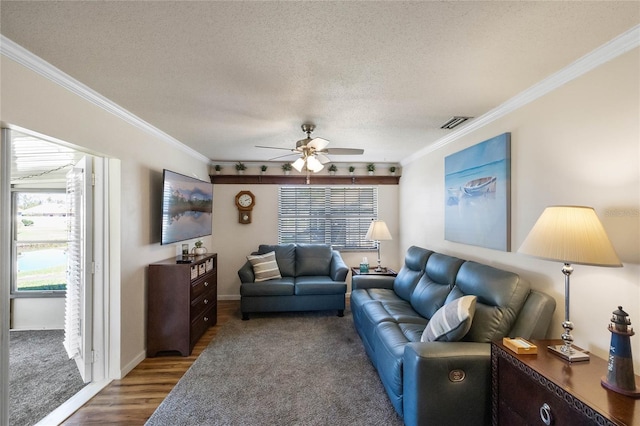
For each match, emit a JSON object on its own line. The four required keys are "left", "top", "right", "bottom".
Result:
{"left": 238, "top": 243, "right": 349, "bottom": 320}
{"left": 351, "top": 246, "right": 556, "bottom": 426}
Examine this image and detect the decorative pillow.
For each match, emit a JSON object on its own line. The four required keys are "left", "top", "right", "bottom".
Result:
{"left": 247, "top": 251, "right": 282, "bottom": 282}
{"left": 421, "top": 295, "right": 477, "bottom": 342}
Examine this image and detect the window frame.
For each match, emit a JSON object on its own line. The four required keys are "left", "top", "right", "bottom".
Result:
{"left": 278, "top": 186, "right": 379, "bottom": 251}
{"left": 11, "top": 189, "right": 68, "bottom": 298}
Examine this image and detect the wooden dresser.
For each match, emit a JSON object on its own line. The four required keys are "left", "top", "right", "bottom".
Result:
{"left": 147, "top": 253, "right": 217, "bottom": 357}
{"left": 492, "top": 339, "right": 640, "bottom": 425}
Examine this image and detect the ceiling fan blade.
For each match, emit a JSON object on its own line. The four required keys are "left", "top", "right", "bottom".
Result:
{"left": 307, "top": 137, "right": 329, "bottom": 151}
{"left": 316, "top": 153, "right": 330, "bottom": 164}
{"left": 324, "top": 148, "right": 364, "bottom": 155}
{"left": 256, "top": 145, "right": 295, "bottom": 152}
{"left": 268, "top": 153, "right": 299, "bottom": 161}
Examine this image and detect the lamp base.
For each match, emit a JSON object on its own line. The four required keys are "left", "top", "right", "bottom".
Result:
{"left": 601, "top": 376, "right": 640, "bottom": 398}
{"left": 548, "top": 344, "right": 590, "bottom": 362}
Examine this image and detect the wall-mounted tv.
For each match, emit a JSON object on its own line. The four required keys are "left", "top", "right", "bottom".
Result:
{"left": 161, "top": 169, "right": 213, "bottom": 245}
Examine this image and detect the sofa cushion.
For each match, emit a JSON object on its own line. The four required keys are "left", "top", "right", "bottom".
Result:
{"left": 364, "top": 288, "right": 398, "bottom": 302}
{"left": 247, "top": 251, "right": 282, "bottom": 282}
{"left": 392, "top": 246, "right": 433, "bottom": 301}
{"left": 258, "top": 244, "right": 296, "bottom": 277}
{"left": 449, "top": 261, "right": 530, "bottom": 343}
{"left": 409, "top": 253, "right": 464, "bottom": 318}
{"left": 373, "top": 321, "right": 426, "bottom": 414}
{"left": 240, "top": 279, "right": 295, "bottom": 296}
{"left": 410, "top": 274, "right": 451, "bottom": 320}
{"left": 381, "top": 302, "right": 429, "bottom": 325}
{"left": 421, "top": 295, "right": 477, "bottom": 342}
{"left": 294, "top": 276, "right": 346, "bottom": 295}
{"left": 295, "top": 244, "right": 332, "bottom": 276}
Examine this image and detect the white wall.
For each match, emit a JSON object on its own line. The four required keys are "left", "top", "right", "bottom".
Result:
{"left": 210, "top": 183, "right": 400, "bottom": 298}
{"left": 10, "top": 298, "right": 65, "bottom": 330}
{"left": 1, "top": 55, "right": 213, "bottom": 377}
{"left": 399, "top": 48, "right": 639, "bottom": 369}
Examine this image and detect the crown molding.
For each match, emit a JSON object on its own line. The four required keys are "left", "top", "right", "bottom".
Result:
{"left": 0, "top": 35, "right": 210, "bottom": 164}
{"left": 402, "top": 24, "right": 640, "bottom": 166}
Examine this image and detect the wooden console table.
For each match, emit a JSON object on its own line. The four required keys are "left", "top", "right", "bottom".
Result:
{"left": 492, "top": 339, "right": 640, "bottom": 425}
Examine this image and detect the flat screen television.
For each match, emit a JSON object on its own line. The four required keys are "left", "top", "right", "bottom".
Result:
{"left": 161, "top": 169, "right": 213, "bottom": 245}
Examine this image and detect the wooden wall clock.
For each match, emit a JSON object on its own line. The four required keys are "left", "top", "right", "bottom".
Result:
{"left": 235, "top": 190, "right": 255, "bottom": 224}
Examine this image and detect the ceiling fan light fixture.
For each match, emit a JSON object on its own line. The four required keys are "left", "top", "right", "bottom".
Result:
{"left": 257, "top": 123, "right": 364, "bottom": 170}
{"left": 307, "top": 156, "right": 324, "bottom": 173}
{"left": 440, "top": 116, "right": 473, "bottom": 130}
{"left": 292, "top": 158, "right": 305, "bottom": 172}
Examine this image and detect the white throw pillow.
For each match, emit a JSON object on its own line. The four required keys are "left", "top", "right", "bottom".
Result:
{"left": 421, "top": 295, "right": 477, "bottom": 342}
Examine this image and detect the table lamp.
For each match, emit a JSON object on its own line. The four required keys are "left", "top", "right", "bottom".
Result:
{"left": 518, "top": 205, "right": 622, "bottom": 362}
{"left": 365, "top": 220, "right": 392, "bottom": 272}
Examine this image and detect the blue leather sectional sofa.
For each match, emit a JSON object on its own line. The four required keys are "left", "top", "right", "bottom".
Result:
{"left": 351, "top": 246, "right": 556, "bottom": 426}
{"left": 238, "top": 243, "right": 348, "bottom": 320}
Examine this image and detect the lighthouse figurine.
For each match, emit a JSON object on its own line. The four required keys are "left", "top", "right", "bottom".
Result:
{"left": 601, "top": 306, "right": 640, "bottom": 397}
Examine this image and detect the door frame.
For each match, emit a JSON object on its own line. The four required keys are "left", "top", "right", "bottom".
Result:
{"left": 0, "top": 127, "right": 118, "bottom": 424}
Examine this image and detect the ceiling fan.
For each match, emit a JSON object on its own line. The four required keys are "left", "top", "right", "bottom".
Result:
{"left": 257, "top": 124, "right": 364, "bottom": 173}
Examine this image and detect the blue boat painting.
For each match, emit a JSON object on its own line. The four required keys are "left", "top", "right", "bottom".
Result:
{"left": 444, "top": 133, "right": 511, "bottom": 251}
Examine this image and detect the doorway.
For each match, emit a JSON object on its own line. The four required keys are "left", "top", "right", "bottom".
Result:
{"left": 1, "top": 127, "right": 112, "bottom": 425}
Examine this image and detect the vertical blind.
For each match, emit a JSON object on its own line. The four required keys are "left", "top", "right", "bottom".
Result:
{"left": 64, "top": 167, "right": 83, "bottom": 360}
{"left": 278, "top": 186, "right": 378, "bottom": 250}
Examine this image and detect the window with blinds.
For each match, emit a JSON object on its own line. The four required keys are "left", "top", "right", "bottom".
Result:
{"left": 278, "top": 186, "right": 378, "bottom": 250}
{"left": 11, "top": 191, "right": 69, "bottom": 295}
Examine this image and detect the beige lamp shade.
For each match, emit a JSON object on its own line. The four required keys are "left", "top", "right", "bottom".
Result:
{"left": 365, "top": 220, "right": 392, "bottom": 241}
{"left": 518, "top": 205, "right": 621, "bottom": 267}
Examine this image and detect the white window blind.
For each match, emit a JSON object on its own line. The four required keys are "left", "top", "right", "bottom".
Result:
{"left": 278, "top": 186, "right": 378, "bottom": 250}
{"left": 64, "top": 167, "right": 83, "bottom": 360}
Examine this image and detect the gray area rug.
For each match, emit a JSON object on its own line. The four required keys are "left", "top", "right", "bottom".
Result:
{"left": 9, "top": 329, "right": 86, "bottom": 426}
{"left": 146, "top": 311, "right": 403, "bottom": 426}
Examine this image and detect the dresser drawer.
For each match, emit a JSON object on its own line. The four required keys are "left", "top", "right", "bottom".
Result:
{"left": 191, "top": 272, "right": 215, "bottom": 299}
{"left": 497, "top": 356, "right": 597, "bottom": 425}
{"left": 190, "top": 306, "right": 216, "bottom": 346}
{"left": 191, "top": 289, "right": 216, "bottom": 320}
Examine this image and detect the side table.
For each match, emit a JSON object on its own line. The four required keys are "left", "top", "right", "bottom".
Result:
{"left": 492, "top": 339, "right": 640, "bottom": 425}
{"left": 350, "top": 267, "right": 397, "bottom": 277}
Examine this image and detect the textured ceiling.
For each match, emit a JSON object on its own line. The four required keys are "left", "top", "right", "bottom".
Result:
{"left": 1, "top": 1, "right": 638, "bottom": 165}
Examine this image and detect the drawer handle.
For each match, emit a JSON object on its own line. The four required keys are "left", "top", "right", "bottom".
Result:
{"left": 204, "top": 316, "right": 209, "bottom": 322}
{"left": 539, "top": 403, "right": 552, "bottom": 425}
{"left": 204, "top": 281, "right": 209, "bottom": 287}
{"left": 204, "top": 299, "right": 208, "bottom": 304}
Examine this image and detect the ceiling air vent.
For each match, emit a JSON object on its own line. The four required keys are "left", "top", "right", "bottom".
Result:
{"left": 440, "top": 116, "right": 472, "bottom": 130}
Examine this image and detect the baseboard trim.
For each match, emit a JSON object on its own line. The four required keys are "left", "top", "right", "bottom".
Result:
{"left": 120, "top": 349, "right": 146, "bottom": 379}
{"left": 217, "top": 294, "right": 241, "bottom": 301}
{"left": 34, "top": 379, "right": 111, "bottom": 426}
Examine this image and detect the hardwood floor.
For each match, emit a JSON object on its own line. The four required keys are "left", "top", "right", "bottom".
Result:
{"left": 62, "top": 300, "right": 240, "bottom": 425}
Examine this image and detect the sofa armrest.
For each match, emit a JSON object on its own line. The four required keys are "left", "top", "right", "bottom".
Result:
{"left": 351, "top": 275, "right": 395, "bottom": 290}
{"left": 238, "top": 260, "right": 255, "bottom": 283}
{"left": 509, "top": 290, "right": 556, "bottom": 340}
{"left": 403, "top": 342, "right": 491, "bottom": 426}
{"left": 330, "top": 250, "right": 349, "bottom": 281}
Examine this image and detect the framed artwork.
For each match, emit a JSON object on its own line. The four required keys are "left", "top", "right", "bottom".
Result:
{"left": 444, "top": 133, "right": 511, "bottom": 251}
